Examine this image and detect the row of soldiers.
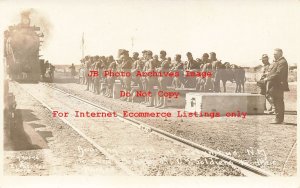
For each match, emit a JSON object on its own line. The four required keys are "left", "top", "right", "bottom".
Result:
{"left": 79, "top": 50, "right": 225, "bottom": 108}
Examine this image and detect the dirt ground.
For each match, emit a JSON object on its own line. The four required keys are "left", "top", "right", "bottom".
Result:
{"left": 51, "top": 73, "right": 297, "bottom": 176}
{"left": 4, "top": 82, "right": 125, "bottom": 176}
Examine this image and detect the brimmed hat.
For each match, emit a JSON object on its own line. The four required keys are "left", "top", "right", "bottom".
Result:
{"left": 260, "top": 54, "right": 268, "bottom": 60}
{"left": 120, "top": 49, "right": 129, "bottom": 56}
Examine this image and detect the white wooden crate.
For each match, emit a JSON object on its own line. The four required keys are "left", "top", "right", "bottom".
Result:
{"left": 185, "top": 93, "right": 265, "bottom": 115}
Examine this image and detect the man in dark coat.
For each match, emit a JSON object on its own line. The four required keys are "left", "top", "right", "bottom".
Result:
{"left": 264, "top": 48, "right": 289, "bottom": 124}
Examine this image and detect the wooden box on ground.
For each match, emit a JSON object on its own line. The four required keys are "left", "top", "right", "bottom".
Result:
{"left": 166, "top": 88, "right": 197, "bottom": 108}
{"left": 185, "top": 93, "right": 265, "bottom": 115}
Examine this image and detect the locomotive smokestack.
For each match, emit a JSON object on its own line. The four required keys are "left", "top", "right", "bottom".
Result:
{"left": 20, "top": 11, "right": 31, "bottom": 26}
{"left": 20, "top": 9, "right": 52, "bottom": 47}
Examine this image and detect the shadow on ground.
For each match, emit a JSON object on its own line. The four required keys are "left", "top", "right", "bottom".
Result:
{"left": 4, "top": 109, "right": 53, "bottom": 151}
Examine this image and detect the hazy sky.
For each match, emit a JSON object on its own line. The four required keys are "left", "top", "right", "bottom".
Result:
{"left": 1, "top": 0, "right": 300, "bottom": 66}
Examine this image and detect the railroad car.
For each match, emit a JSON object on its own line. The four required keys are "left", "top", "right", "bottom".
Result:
{"left": 4, "top": 12, "right": 44, "bottom": 83}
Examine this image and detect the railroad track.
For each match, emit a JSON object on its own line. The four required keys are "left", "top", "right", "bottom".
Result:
{"left": 17, "top": 81, "right": 275, "bottom": 176}
{"left": 43, "top": 83, "right": 274, "bottom": 176}
{"left": 14, "top": 82, "right": 135, "bottom": 176}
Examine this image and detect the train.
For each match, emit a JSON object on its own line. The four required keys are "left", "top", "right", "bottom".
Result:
{"left": 4, "top": 12, "right": 44, "bottom": 83}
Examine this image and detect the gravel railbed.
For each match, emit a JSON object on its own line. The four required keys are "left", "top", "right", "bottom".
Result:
{"left": 50, "top": 80, "right": 297, "bottom": 176}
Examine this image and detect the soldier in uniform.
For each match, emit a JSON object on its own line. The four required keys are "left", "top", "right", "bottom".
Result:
{"left": 196, "top": 53, "right": 210, "bottom": 91}
{"left": 120, "top": 50, "right": 132, "bottom": 101}
{"left": 93, "top": 56, "right": 103, "bottom": 94}
{"left": 131, "top": 52, "right": 145, "bottom": 91}
{"left": 170, "top": 54, "right": 184, "bottom": 88}
{"left": 104, "top": 56, "right": 117, "bottom": 98}
{"left": 82, "top": 56, "right": 89, "bottom": 85}
{"left": 141, "top": 50, "right": 150, "bottom": 104}
{"left": 184, "top": 52, "right": 198, "bottom": 88}
{"left": 79, "top": 59, "right": 85, "bottom": 84}
{"left": 49, "top": 63, "right": 55, "bottom": 82}
{"left": 69, "top": 63, "right": 76, "bottom": 78}
{"left": 210, "top": 52, "right": 222, "bottom": 92}
{"left": 264, "top": 48, "right": 289, "bottom": 124}
{"left": 156, "top": 50, "right": 170, "bottom": 108}
{"left": 90, "top": 56, "right": 97, "bottom": 92}
{"left": 256, "top": 54, "right": 274, "bottom": 113}
{"left": 85, "top": 56, "right": 93, "bottom": 91}
{"left": 143, "top": 51, "right": 156, "bottom": 107}
{"left": 201, "top": 53, "right": 213, "bottom": 92}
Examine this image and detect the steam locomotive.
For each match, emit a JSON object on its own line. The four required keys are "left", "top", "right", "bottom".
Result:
{"left": 4, "top": 12, "right": 44, "bottom": 83}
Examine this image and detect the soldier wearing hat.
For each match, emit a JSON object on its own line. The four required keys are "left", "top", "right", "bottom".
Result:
{"left": 195, "top": 53, "right": 211, "bottom": 92}
{"left": 210, "top": 52, "right": 222, "bottom": 92}
{"left": 119, "top": 50, "right": 133, "bottom": 100}
{"left": 201, "top": 53, "right": 213, "bottom": 92}
{"left": 156, "top": 50, "right": 170, "bottom": 108}
{"left": 142, "top": 50, "right": 156, "bottom": 106}
{"left": 184, "top": 52, "right": 198, "bottom": 88}
{"left": 94, "top": 56, "right": 106, "bottom": 94}
{"left": 185, "top": 52, "right": 198, "bottom": 70}
{"left": 138, "top": 50, "right": 149, "bottom": 104}
{"left": 104, "top": 56, "right": 117, "bottom": 98}
{"left": 78, "top": 59, "right": 86, "bottom": 84}
{"left": 85, "top": 56, "right": 93, "bottom": 91}
{"left": 171, "top": 54, "right": 184, "bottom": 88}
{"left": 131, "top": 51, "right": 146, "bottom": 91}
{"left": 90, "top": 56, "right": 99, "bottom": 92}
{"left": 264, "top": 49, "right": 289, "bottom": 124}
{"left": 152, "top": 54, "right": 160, "bottom": 87}
{"left": 257, "top": 54, "right": 274, "bottom": 113}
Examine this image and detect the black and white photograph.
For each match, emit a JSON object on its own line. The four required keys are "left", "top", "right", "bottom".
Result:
{"left": 0, "top": 0, "right": 299, "bottom": 187}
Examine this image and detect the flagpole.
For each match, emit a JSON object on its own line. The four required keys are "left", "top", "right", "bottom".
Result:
{"left": 82, "top": 32, "right": 85, "bottom": 59}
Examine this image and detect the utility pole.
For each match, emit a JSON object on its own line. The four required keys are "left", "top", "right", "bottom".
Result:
{"left": 81, "top": 32, "right": 85, "bottom": 59}
{"left": 131, "top": 36, "right": 134, "bottom": 51}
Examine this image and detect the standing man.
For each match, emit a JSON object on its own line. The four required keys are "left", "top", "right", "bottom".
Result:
{"left": 171, "top": 54, "right": 184, "bottom": 88}
{"left": 257, "top": 54, "right": 275, "bottom": 113}
{"left": 93, "top": 56, "right": 103, "bottom": 94}
{"left": 144, "top": 50, "right": 156, "bottom": 107}
{"left": 85, "top": 56, "right": 93, "bottom": 91}
{"left": 264, "top": 48, "right": 289, "bottom": 124}
{"left": 140, "top": 50, "right": 149, "bottom": 104}
{"left": 184, "top": 52, "right": 198, "bottom": 88}
{"left": 210, "top": 52, "right": 222, "bottom": 92}
{"left": 132, "top": 52, "right": 145, "bottom": 91}
{"left": 143, "top": 51, "right": 156, "bottom": 107}
{"left": 201, "top": 53, "right": 213, "bottom": 92}
{"left": 69, "top": 63, "right": 76, "bottom": 78}
{"left": 156, "top": 50, "right": 170, "bottom": 108}
{"left": 104, "top": 56, "right": 117, "bottom": 98}
{"left": 49, "top": 63, "right": 55, "bottom": 82}
{"left": 120, "top": 50, "right": 133, "bottom": 101}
